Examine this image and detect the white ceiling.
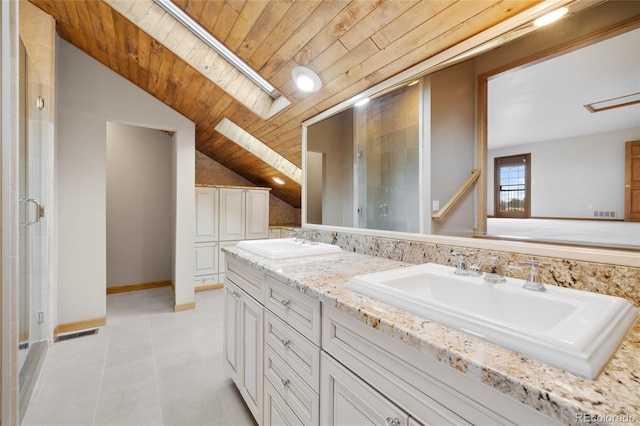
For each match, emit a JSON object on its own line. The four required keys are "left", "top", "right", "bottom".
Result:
{"left": 488, "top": 28, "right": 640, "bottom": 149}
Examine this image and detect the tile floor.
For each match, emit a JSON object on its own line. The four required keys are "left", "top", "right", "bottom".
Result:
{"left": 23, "top": 287, "right": 256, "bottom": 426}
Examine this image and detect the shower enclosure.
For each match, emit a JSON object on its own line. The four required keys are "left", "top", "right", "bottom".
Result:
{"left": 18, "top": 39, "right": 49, "bottom": 421}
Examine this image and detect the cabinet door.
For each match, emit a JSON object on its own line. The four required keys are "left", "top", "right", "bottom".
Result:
{"left": 224, "top": 282, "right": 241, "bottom": 384}
{"left": 220, "top": 188, "right": 245, "bottom": 241}
{"left": 240, "top": 292, "right": 264, "bottom": 425}
{"left": 245, "top": 189, "right": 270, "bottom": 239}
{"left": 218, "top": 240, "right": 237, "bottom": 283}
{"left": 195, "top": 187, "right": 218, "bottom": 242}
{"left": 320, "top": 353, "right": 409, "bottom": 426}
{"left": 194, "top": 242, "right": 218, "bottom": 276}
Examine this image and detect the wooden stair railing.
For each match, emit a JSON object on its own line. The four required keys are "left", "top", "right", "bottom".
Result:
{"left": 432, "top": 169, "right": 481, "bottom": 220}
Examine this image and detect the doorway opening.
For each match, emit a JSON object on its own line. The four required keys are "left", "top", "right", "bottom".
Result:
{"left": 494, "top": 153, "right": 531, "bottom": 218}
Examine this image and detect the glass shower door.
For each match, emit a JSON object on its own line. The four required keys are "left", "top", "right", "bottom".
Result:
{"left": 18, "top": 39, "right": 48, "bottom": 388}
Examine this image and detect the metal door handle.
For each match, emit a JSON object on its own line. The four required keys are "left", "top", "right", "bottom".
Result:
{"left": 19, "top": 198, "right": 44, "bottom": 225}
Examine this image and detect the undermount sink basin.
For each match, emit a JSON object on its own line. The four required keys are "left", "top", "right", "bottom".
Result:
{"left": 236, "top": 238, "right": 342, "bottom": 260}
{"left": 346, "top": 263, "right": 638, "bottom": 379}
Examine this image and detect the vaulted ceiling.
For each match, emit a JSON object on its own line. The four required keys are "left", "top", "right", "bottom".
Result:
{"left": 29, "top": 0, "right": 541, "bottom": 207}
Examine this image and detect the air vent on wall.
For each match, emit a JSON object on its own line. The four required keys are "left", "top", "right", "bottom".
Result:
{"left": 54, "top": 329, "right": 98, "bottom": 343}
{"left": 593, "top": 210, "right": 617, "bottom": 218}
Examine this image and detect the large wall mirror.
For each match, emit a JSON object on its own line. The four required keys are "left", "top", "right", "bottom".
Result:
{"left": 303, "top": 0, "right": 640, "bottom": 251}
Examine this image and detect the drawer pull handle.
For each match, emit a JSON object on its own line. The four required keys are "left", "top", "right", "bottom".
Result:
{"left": 232, "top": 291, "right": 241, "bottom": 298}
{"left": 281, "top": 378, "right": 291, "bottom": 387}
{"left": 280, "top": 299, "right": 291, "bottom": 307}
{"left": 281, "top": 339, "right": 291, "bottom": 348}
{"left": 385, "top": 418, "right": 400, "bottom": 426}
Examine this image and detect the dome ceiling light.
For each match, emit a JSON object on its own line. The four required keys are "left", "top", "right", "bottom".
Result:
{"left": 292, "top": 66, "right": 322, "bottom": 93}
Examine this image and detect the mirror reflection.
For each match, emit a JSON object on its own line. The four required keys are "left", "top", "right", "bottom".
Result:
{"left": 485, "top": 27, "right": 640, "bottom": 247}
{"left": 304, "top": 0, "right": 640, "bottom": 249}
{"left": 307, "top": 84, "right": 420, "bottom": 233}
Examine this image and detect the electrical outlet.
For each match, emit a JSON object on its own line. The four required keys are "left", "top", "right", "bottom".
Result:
{"left": 432, "top": 200, "right": 440, "bottom": 211}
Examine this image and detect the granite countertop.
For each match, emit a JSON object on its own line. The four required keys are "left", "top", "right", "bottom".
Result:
{"left": 223, "top": 247, "right": 640, "bottom": 426}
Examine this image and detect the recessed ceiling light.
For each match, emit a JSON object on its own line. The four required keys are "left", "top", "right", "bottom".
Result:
{"left": 533, "top": 7, "right": 568, "bottom": 27}
{"left": 292, "top": 66, "right": 322, "bottom": 92}
{"left": 354, "top": 98, "right": 370, "bottom": 107}
{"left": 272, "top": 177, "right": 285, "bottom": 185}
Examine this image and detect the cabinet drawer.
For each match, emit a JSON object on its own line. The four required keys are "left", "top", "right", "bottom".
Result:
{"left": 264, "top": 276, "right": 321, "bottom": 345}
{"left": 322, "top": 307, "right": 472, "bottom": 426}
{"left": 226, "top": 257, "right": 264, "bottom": 301}
{"left": 264, "top": 379, "right": 304, "bottom": 426}
{"left": 265, "top": 344, "right": 319, "bottom": 426}
{"left": 320, "top": 352, "right": 410, "bottom": 426}
{"left": 265, "top": 310, "right": 320, "bottom": 392}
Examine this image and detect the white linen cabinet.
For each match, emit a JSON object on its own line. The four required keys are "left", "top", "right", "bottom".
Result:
{"left": 220, "top": 187, "right": 270, "bottom": 241}
{"left": 195, "top": 186, "right": 270, "bottom": 288}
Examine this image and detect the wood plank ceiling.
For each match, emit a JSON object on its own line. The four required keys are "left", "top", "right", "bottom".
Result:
{"left": 29, "top": 0, "right": 541, "bottom": 207}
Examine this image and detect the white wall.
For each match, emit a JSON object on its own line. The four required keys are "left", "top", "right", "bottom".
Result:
{"left": 307, "top": 109, "right": 354, "bottom": 227}
{"left": 306, "top": 151, "right": 323, "bottom": 224}
{"left": 429, "top": 60, "right": 476, "bottom": 236}
{"left": 106, "top": 123, "right": 172, "bottom": 287}
{"left": 57, "top": 38, "right": 195, "bottom": 324}
{"left": 488, "top": 127, "right": 640, "bottom": 218}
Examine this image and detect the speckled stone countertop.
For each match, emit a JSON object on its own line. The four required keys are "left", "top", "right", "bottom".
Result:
{"left": 223, "top": 246, "right": 640, "bottom": 426}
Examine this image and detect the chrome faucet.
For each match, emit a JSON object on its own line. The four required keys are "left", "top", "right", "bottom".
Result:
{"left": 290, "top": 229, "right": 320, "bottom": 245}
{"left": 483, "top": 255, "right": 506, "bottom": 284}
{"left": 453, "top": 251, "right": 467, "bottom": 275}
{"left": 303, "top": 230, "right": 320, "bottom": 245}
{"left": 453, "top": 251, "right": 480, "bottom": 276}
{"left": 521, "top": 260, "right": 546, "bottom": 292}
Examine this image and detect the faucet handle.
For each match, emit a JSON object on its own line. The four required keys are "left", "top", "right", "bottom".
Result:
{"left": 453, "top": 251, "right": 468, "bottom": 276}
{"left": 519, "top": 260, "right": 550, "bottom": 291}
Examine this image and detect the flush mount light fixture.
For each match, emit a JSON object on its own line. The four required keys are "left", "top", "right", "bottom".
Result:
{"left": 272, "top": 177, "right": 285, "bottom": 185}
{"left": 292, "top": 66, "right": 322, "bottom": 93}
{"left": 354, "top": 98, "right": 370, "bottom": 107}
{"left": 153, "top": 0, "right": 278, "bottom": 98}
{"left": 533, "top": 7, "right": 568, "bottom": 27}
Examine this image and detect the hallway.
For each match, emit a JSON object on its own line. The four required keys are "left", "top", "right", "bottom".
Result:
{"left": 23, "top": 287, "right": 255, "bottom": 425}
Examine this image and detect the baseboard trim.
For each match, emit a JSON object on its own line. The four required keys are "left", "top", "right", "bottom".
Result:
{"left": 106, "top": 280, "right": 172, "bottom": 294}
{"left": 195, "top": 283, "right": 224, "bottom": 292}
{"left": 54, "top": 317, "right": 106, "bottom": 336}
{"left": 174, "top": 302, "right": 196, "bottom": 312}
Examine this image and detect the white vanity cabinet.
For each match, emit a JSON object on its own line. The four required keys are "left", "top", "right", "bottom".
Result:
{"left": 321, "top": 306, "right": 562, "bottom": 426}
{"left": 263, "top": 276, "right": 322, "bottom": 426}
{"left": 224, "top": 268, "right": 264, "bottom": 424}
{"left": 224, "top": 257, "right": 561, "bottom": 426}
{"left": 321, "top": 353, "right": 414, "bottom": 426}
{"left": 223, "top": 257, "right": 322, "bottom": 426}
